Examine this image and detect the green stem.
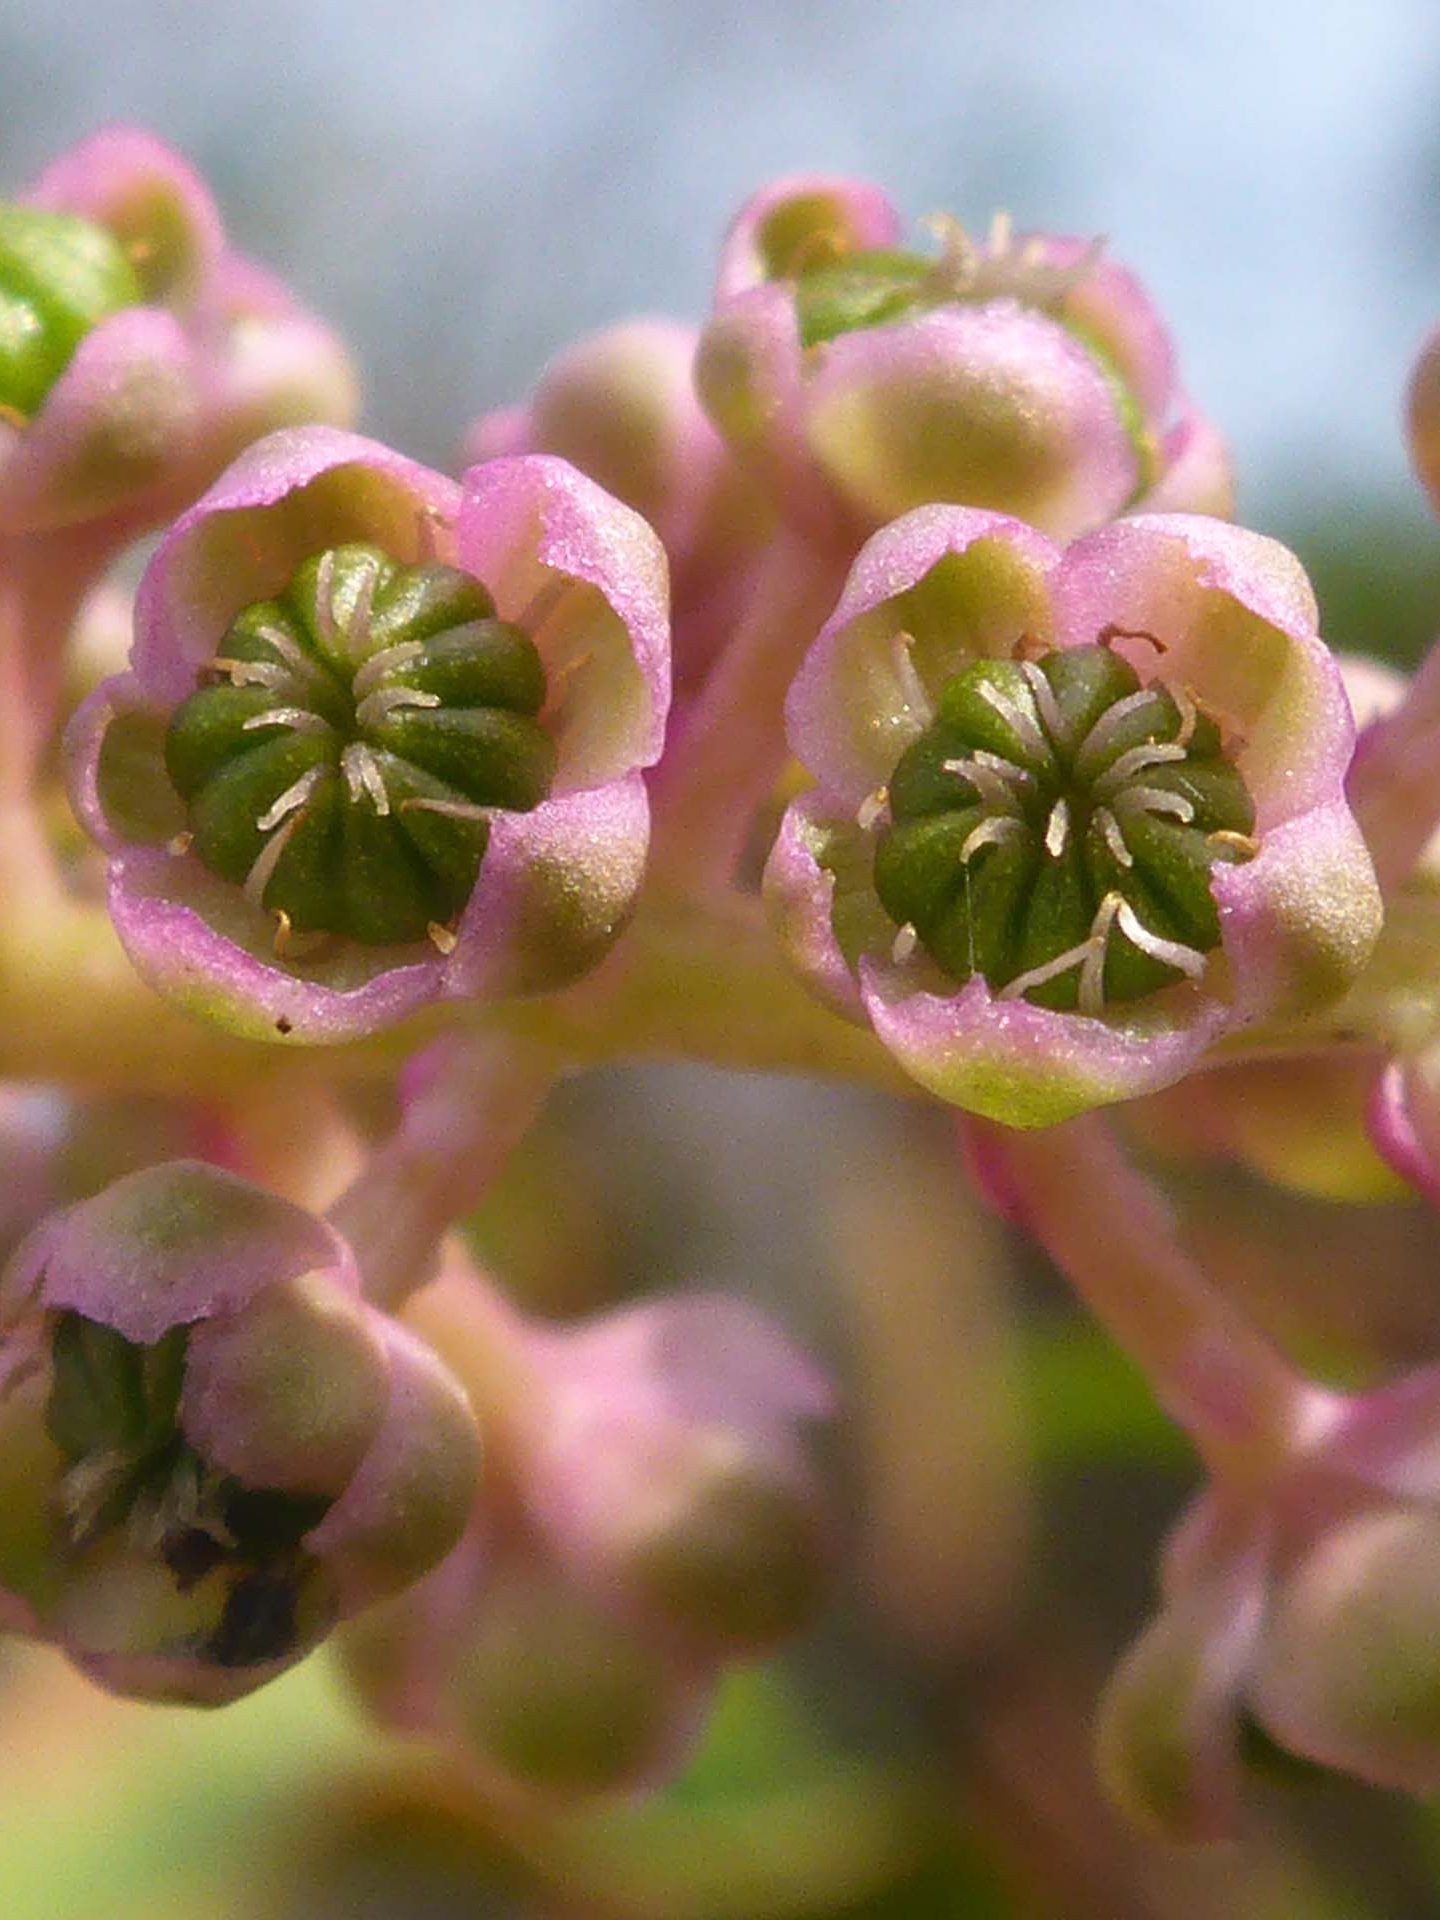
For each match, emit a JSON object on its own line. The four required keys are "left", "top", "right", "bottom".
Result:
{"left": 972, "top": 1113, "right": 1333, "bottom": 1481}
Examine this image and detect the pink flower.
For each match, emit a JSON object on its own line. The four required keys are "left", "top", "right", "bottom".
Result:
{"left": 66, "top": 426, "right": 670, "bottom": 1043}
{"left": 0, "top": 1160, "right": 479, "bottom": 1705}
{"left": 765, "top": 507, "right": 1380, "bottom": 1127}
{"left": 1, "top": 126, "right": 355, "bottom": 536}
{"left": 696, "top": 176, "right": 1231, "bottom": 551}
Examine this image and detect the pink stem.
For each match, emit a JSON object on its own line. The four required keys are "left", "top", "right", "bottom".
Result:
{"left": 970, "top": 1113, "right": 1332, "bottom": 1478}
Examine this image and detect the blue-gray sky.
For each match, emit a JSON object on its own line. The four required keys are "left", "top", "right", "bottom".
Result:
{"left": 3, "top": 0, "right": 1438, "bottom": 529}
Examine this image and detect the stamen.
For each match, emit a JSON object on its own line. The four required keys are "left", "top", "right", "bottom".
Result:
{"left": 1077, "top": 892, "right": 1124, "bottom": 1015}
{"left": 414, "top": 502, "right": 453, "bottom": 564}
{"left": 962, "top": 815, "right": 1026, "bottom": 863}
{"left": 166, "top": 830, "right": 193, "bottom": 856}
{"left": 341, "top": 742, "right": 391, "bottom": 816}
{"left": 399, "top": 795, "right": 492, "bottom": 824}
{"left": 427, "top": 921, "right": 459, "bottom": 955}
{"left": 1043, "top": 796, "right": 1070, "bottom": 858}
{"left": 243, "top": 812, "right": 303, "bottom": 910}
{"left": 975, "top": 678, "right": 1051, "bottom": 764}
{"left": 857, "top": 785, "right": 889, "bottom": 831}
{"left": 209, "top": 656, "right": 285, "bottom": 691}
{"left": 1093, "top": 740, "right": 1189, "bottom": 797}
{"left": 352, "top": 639, "right": 425, "bottom": 699}
{"left": 272, "top": 908, "right": 294, "bottom": 957}
{"left": 1074, "top": 686, "right": 1166, "bottom": 774}
{"left": 252, "top": 622, "right": 327, "bottom": 686}
{"left": 1114, "top": 785, "right": 1195, "bottom": 826}
{"left": 517, "top": 575, "right": 570, "bottom": 634}
{"left": 988, "top": 209, "right": 1013, "bottom": 255}
{"left": 1095, "top": 806, "right": 1134, "bottom": 868}
{"left": 1114, "top": 900, "right": 1208, "bottom": 981}
{"left": 256, "top": 764, "right": 325, "bottom": 833}
{"left": 1171, "top": 682, "right": 1198, "bottom": 749}
{"left": 890, "top": 921, "right": 919, "bottom": 964}
{"left": 347, "top": 553, "right": 380, "bottom": 660}
{"left": 923, "top": 212, "right": 980, "bottom": 295}
{"left": 354, "top": 685, "right": 442, "bottom": 729}
{"left": 1209, "top": 829, "right": 1261, "bottom": 857}
{"left": 240, "top": 707, "right": 332, "bottom": 737}
{"left": 313, "top": 550, "right": 338, "bottom": 650}
{"left": 890, "top": 629, "right": 934, "bottom": 726}
{"left": 1019, "top": 660, "right": 1066, "bottom": 747}
{"left": 941, "top": 755, "right": 1027, "bottom": 813}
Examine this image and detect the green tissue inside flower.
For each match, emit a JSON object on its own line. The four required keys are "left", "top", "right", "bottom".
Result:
{"left": 43, "top": 1310, "right": 333, "bottom": 1669}
{"left": 872, "top": 641, "right": 1257, "bottom": 1013}
{"left": 0, "top": 201, "right": 142, "bottom": 422}
{"left": 164, "top": 543, "right": 556, "bottom": 949}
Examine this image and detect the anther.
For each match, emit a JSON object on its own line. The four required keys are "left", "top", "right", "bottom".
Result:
{"left": 890, "top": 922, "right": 918, "bottom": 963}
{"left": 166, "top": 830, "right": 193, "bottom": 856}
{"left": 1209, "top": 829, "right": 1261, "bottom": 857}
{"left": 856, "top": 786, "right": 889, "bottom": 831}
{"left": 426, "top": 921, "right": 459, "bottom": 955}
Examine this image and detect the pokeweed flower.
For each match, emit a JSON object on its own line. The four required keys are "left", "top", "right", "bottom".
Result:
{"left": 1, "top": 126, "right": 355, "bottom": 536}
{"left": 67, "top": 426, "right": 669, "bottom": 1042}
{"left": 340, "top": 1265, "right": 836, "bottom": 1797}
{"left": 696, "top": 175, "right": 1231, "bottom": 551}
{"left": 1098, "top": 1366, "right": 1440, "bottom": 1837}
{"left": 466, "top": 319, "right": 770, "bottom": 696}
{"left": 0, "top": 1160, "right": 479, "bottom": 1704}
{"left": 764, "top": 508, "right": 1381, "bottom": 1127}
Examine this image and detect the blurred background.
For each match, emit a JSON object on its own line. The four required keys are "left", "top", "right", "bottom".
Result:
{"left": 6, "top": 2, "right": 1440, "bottom": 1914}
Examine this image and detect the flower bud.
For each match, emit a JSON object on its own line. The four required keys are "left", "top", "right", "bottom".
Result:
{"left": 0, "top": 1160, "right": 479, "bottom": 1703}
{"left": 466, "top": 320, "right": 772, "bottom": 695}
{"left": 0, "top": 201, "right": 142, "bottom": 421}
{"left": 523, "top": 1295, "right": 834, "bottom": 1657}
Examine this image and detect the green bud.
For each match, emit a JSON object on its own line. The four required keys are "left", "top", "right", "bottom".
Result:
{"left": 455, "top": 1566, "right": 678, "bottom": 1795}
{"left": 874, "top": 642, "right": 1257, "bottom": 1013}
{"left": 164, "top": 543, "right": 556, "bottom": 947}
{"left": 0, "top": 202, "right": 141, "bottom": 422}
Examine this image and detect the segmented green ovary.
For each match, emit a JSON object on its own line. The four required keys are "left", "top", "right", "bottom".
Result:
{"left": 872, "top": 642, "right": 1258, "bottom": 1013}
{"left": 164, "top": 543, "right": 556, "bottom": 948}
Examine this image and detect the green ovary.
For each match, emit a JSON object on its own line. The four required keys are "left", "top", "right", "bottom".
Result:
{"left": 872, "top": 642, "right": 1257, "bottom": 1013}
{"left": 0, "top": 202, "right": 142, "bottom": 421}
{"left": 164, "top": 544, "right": 556, "bottom": 948}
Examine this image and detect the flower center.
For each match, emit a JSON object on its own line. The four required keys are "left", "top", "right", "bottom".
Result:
{"left": 0, "top": 202, "right": 142, "bottom": 425}
{"left": 44, "top": 1310, "right": 329, "bottom": 1669}
{"left": 164, "top": 543, "right": 556, "bottom": 950}
{"left": 872, "top": 638, "right": 1258, "bottom": 1013}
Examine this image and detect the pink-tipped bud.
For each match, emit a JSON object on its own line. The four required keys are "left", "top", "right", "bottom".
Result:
{"left": 524, "top": 1295, "right": 835, "bottom": 1657}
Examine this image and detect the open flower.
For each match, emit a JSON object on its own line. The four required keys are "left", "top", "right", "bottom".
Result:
{"left": 1099, "top": 1367, "right": 1440, "bottom": 1838}
{"left": 696, "top": 175, "right": 1230, "bottom": 551}
{"left": 67, "top": 426, "right": 670, "bottom": 1043}
{"left": 1, "top": 126, "right": 355, "bottom": 536}
{"left": 0, "top": 1160, "right": 479, "bottom": 1704}
{"left": 765, "top": 507, "right": 1381, "bottom": 1127}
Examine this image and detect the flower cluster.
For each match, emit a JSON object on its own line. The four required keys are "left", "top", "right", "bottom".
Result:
{"left": 10, "top": 127, "right": 1440, "bottom": 1864}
